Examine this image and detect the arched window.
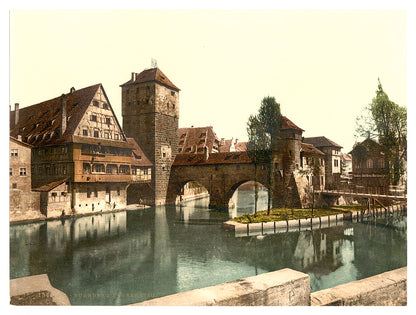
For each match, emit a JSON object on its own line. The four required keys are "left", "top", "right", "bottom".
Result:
{"left": 378, "top": 158, "right": 385, "bottom": 168}
{"left": 366, "top": 159, "right": 373, "bottom": 169}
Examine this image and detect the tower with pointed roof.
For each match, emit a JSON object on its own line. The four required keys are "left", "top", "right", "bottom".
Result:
{"left": 121, "top": 68, "right": 180, "bottom": 205}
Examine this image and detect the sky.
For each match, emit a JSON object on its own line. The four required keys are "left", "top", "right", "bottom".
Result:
{"left": 8, "top": 9, "right": 407, "bottom": 153}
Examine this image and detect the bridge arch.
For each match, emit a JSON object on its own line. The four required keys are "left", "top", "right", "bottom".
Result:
{"left": 166, "top": 179, "right": 210, "bottom": 205}
{"left": 126, "top": 183, "right": 153, "bottom": 206}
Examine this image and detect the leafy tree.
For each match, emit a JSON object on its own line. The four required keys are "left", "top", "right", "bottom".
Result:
{"left": 247, "top": 115, "right": 268, "bottom": 215}
{"left": 247, "top": 96, "right": 282, "bottom": 215}
{"left": 355, "top": 79, "right": 407, "bottom": 185}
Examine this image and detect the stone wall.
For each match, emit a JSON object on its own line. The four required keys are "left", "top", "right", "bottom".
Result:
{"left": 311, "top": 267, "right": 407, "bottom": 306}
{"left": 130, "top": 268, "right": 311, "bottom": 306}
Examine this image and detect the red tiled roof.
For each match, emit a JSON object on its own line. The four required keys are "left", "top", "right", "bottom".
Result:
{"left": 303, "top": 136, "right": 342, "bottom": 149}
{"left": 218, "top": 139, "right": 233, "bottom": 153}
{"left": 32, "top": 177, "right": 69, "bottom": 192}
{"left": 10, "top": 84, "right": 127, "bottom": 148}
{"left": 120, "top": 68, "right": 180, "bottom": 91}
{"left": 234, "top": 141, "right": 248, "bottom": 152}
{"left": 178, "top": 126, "right": 220, "bottom": 154}
{"left": 173, "top": 151, "right": 252, "bottom": 166}
{"left": 301, "top": 142, "right": 325, "bottom": 156}
{"left": 281, "top": 116, "right": 304, "bottom": 131}
{"left": 126, "top": 138, "right": 153, "bottom": 167}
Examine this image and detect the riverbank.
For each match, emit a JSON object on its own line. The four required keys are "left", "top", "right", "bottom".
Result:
{"left": 223, "top": 203, "right": 407, "bottom": 234}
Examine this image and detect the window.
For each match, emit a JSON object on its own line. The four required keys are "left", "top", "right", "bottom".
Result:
{"left": 93, "top": 130, "right": 99, "bottom": 138}
{"left": 117, "top": 187, "right": 120, "bottom": 196}
{"left": 92, "top": 164, "right": 105, "bottom": 173}
{"left": 93, "top": 101, "right": 99, "bottom": 107}
{"left": 102, "top": 103, "right": 109, "bottom": 109}
{"left": 91, "top": 115, "right": 97, "bottom": 122}
{"left": 171, "top": 91, "right": 175, "bottom": 96}
{"left": 19, "top": 168, "right": 26, "bottom": 176}
{"left": 367, "top": 159, "right": 373, "bottom": 169}
{"left": 12, "top": 183, "right": 17, "bottom": 189}
{"left": 83, "top": 129, "right": 88, "bottom": 136}
{"left": 334, "top": 159, "right": 339, "bottom": 167}
{"left": 104, "top": 132, "right": 109, "bottom": 139}
{"left": 289, "top": 150, "right": 292, "bottom": 157}
{"left": 83, "top": 163, "right": 91, "bottom": 174}
{"left": 94, "top": 188, "right": 98, "bottom": 197}
{"left": 119, "top": 165, "right": 130, "bottom": 174}
{"left": 126, "top": 89, "right": 130, "bottom": 95}
{"left": 172, "top": 104, "right": 175, "bottom": 110}
{"left": 114, "top": 133, "right": 119, "bottom": 140}
{"left": 105, "top": 118, "right": 111, "bottom": 125}
{"left": 87, "top": 188, "right": 91, "bottom": 198}
{"left": 11, "top": 149, "right": 18, "bottom": 157}
{"left": 379, "top": 159, "right": 385, "bottom": 168}
{"left": 162, "top": 152, "right": 166, "bottom": 158}
{"left": 9, "top": 168, "right": 12, "bottom": 176}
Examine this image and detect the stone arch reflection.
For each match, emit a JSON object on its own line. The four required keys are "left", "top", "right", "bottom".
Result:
{"left": 228, "top": 180, "right": 269, "bottom": 218}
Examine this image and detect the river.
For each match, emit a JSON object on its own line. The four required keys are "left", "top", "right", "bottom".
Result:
{"left": 10, "top": 190, "right": 407, "bottom": 305}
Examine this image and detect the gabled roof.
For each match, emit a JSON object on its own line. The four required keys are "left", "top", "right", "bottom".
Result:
{"left": 126, "top": 137, "right": 153, "bottom": 167}
{"left": 234, "top": 141, "right": 248, "bottom": 152}
{"left": 281, "top": 116, "right": 304, "bottom": 132}
{"left": 32, "top": 177, "right": 69, "bottom": 192}
{"left": 178, "top": 126, "right": 220, "bottom": 154}
{"left": 173, "top": 151, "right": 252, "bottom": 166}
{"left": 10, "top": 84, "right": 127, "bottom": 148}
{"left": 349, "top": 138, "right": 382, "bottom": 155}
{"left": 10, "top": 136, "right": 33, "bottom": 149}
{"left": 303, "top": 136, "right": 342, "bottom": 149}
{"left": 301, "top": 142, "right": 325, "bottom": 156}
{"left": 120, "top": 68, "right": 180, "bottom": 91}
{"left": 218, "top": 139, "right": 233, "bottom": 153}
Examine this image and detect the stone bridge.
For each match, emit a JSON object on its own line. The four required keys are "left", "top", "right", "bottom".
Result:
{"left": 166, "top": 151, "right": 304, "bottom": 210}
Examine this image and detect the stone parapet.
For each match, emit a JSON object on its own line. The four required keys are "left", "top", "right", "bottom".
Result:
{"left": 311, "top": 267, "right": 407, "bottom": 306}
{"left": 130, "top": 268, "right": 310, "bottom": 306}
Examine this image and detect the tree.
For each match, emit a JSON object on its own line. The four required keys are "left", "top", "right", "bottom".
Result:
{"left": 247, "top": 115, "right": 268, "bottom": 215}
{"left": 355, "top": 79, "right": 407, "bottom": 185}
{"left": 247, "top": 96, "right": 282, "bottom": 215}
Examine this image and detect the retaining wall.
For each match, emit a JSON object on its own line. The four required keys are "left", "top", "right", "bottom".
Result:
{"left": 223, "top": 203, "right": 406, "bottom": 237}
{"left": 311, "top": 267, "right": 407, "bottom": 306}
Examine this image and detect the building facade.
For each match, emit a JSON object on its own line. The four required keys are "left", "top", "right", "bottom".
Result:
{"left": 10, "top": 84, "right": 134, "bottom": 218}
{"left": 121, "top": 68, "right": 180, "bottom": 206}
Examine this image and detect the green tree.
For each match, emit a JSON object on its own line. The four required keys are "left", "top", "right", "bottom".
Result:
{"left": 355, "top": 79, "right": 407, "bottom": 185}
{"left": 247, "top": 114, "right": 269, "bottom": 215}
{"left": 247, "top": 96, "right": 282, "bottom": 215}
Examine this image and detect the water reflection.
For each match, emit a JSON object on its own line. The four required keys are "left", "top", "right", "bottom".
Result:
{"left": 10, "top": 193, "right": 406, "bottom": 306}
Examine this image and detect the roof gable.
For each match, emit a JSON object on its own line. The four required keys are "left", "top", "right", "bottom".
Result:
{"left": 10, "top": 84, "right": 101, "bottom": 147}
{"left": 178, "top": 126, "right": 220, "bottom": 154}
{"left": 73, "top": 85, "right": 127, "bottom": 143}
{"left": 120, "top": 68, "right": 180, "bottom": 91}
{"left": 281, "top": 116, "right": 304, "bottom": 131}
{"left": 303, "top": 136, "right": 342, "bottom": 149}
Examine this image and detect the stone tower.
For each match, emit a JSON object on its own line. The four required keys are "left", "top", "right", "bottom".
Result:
{"left": 121, "top": 68, "right": 180, "bottom": 205}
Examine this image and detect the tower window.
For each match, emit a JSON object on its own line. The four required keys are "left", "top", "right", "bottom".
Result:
{"left": 19, "top": 168, "right": 27, "bottom": 176}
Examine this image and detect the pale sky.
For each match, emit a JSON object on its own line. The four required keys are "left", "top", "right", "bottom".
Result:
{"left": 9, "top": 9, "right": 407, "bottom": 153}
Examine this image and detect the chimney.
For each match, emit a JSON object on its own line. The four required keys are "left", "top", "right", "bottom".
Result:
{"left": 70, "top": 87, "right": 75, "bottom": 94}
{"left": 203, "top": 146, "right": 209, "bottom": 161}
{"left": 14, "top": 103, "right": 19, "bottom": 126}
{"left": 131, "top": 72, "right": 135, "bottom": 81}
{"left": 17, "top": 135, "right": 22, "bottom": 141}
{"left": 220, "top": 138, "right": 225, "bottom": 146}
{"left": 235, "top": 138, "right": 239, "bottom": 145}
{"left": 60, "top": 94, "right": 67, "bottom": 136}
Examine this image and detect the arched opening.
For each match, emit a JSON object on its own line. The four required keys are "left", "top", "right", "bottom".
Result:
{"left": 228, "top": 180, "right": 268, "bottom": 218}
{"left": 175, "top": 180, "right": 209, "bottom": 204}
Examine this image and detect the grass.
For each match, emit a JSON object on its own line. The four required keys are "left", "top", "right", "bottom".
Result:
{"left": 232, "top": 204, "right": 367, "bottom": 224}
